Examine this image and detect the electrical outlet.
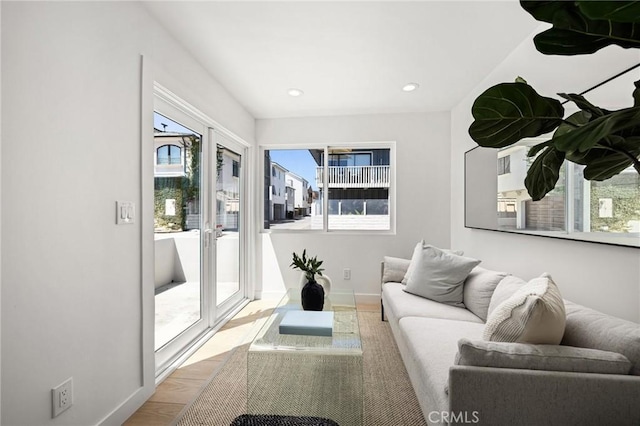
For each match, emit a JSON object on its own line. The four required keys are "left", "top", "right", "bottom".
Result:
{"left": 343, "top": 268, "right": 351, "bottom": 280}
{"left": 52, "top": 377, "right": 73, "bottom": 418}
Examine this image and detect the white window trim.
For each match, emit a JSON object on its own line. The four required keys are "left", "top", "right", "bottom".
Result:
{"left": 261, "top": 141, "right": 396, "bottom": 235}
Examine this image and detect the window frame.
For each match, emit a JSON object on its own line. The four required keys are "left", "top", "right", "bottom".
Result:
{"left": 261, "top": 141, "right": 396, "bottom": 234}
{"left": 156, "top": 144, "right": 183, "bottom": 166}
{"left": 498, "top": 155, "right": 510, "bottom": 175}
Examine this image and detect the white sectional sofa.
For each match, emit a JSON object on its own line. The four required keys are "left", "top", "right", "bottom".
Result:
{"left": 380, "top": 256, "right": 640, "bottom": 426}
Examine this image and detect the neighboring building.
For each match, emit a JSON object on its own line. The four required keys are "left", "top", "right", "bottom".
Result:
{"left": 153, "top": 129, "right": 199, "bottom": 231}
{"left": 285, "top": 171, "right": 311, "bottom": 217}
{"left": 216, "top": 146, "right": 241, "bottom": 231}
{"left": 270, "top": 162, "right": 288, "bottom": 221}
{"left": 285, "top": 183, "right": 295, "bottom": 218}
{"left": 309, "top": 148, "right": 391, "bottom": 229}
{"left": 153, "top": 130, "right": 240, "bottom": 232}
{"left": 154, "top": 129, "right": 190, "bottom": 177}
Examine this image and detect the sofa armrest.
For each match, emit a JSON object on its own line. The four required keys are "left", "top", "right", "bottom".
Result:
{"left": 381, "top": 256, "right": 411, "bottom": 284}
{"left": 380, "top": 261, "right": 385, "bottom": 321}
{"left": 449, "top": 365, "right": 640, "bottom": 426}
{"left": 380, "top": 257, "right": 411, "bottom": 321}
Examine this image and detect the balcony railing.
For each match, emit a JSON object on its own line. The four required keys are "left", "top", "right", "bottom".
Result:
{"left": 316, "top": 165, "right": 390, "bottom": 188}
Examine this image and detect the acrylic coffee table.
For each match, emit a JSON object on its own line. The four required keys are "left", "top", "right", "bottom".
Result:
{"left": 247, "top": 289, "right": 363, "bottom": 426}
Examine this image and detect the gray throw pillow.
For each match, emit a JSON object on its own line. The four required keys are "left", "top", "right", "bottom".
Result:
{"left": 403, "top": 245, "right": 480, "bottom": 307}
{"left": 456, "top": 338, "right": 632, "bottom": 375}
{"left": 463, "top": 266, "right": 508, "bottom": 322}
{"left": 401, "top": 240, "right": 464, "bottom": 284}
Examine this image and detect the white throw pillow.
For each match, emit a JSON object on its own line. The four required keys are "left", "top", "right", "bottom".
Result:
{"left": 483, "top": 273, "right": 566, "bottom": 344}
{"left": 403, "top": 245, "right": 480, "bottom": 307}
{"left": 401, "top": 240, "right": 464, "bottom": 284}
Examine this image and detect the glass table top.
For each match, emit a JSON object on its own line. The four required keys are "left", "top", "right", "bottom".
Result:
{"left": 249, "top": 288, "right": 362, "bottom": 354}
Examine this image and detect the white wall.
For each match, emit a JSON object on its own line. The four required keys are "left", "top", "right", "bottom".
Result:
{"left": 257, "top": 112, "right": 451, "bottom": 301}
{"left": 1, "top": 2, "right": 254, "bottom": 425}
{"left": 451, "top": 29, "right": 640, "bottom": 322}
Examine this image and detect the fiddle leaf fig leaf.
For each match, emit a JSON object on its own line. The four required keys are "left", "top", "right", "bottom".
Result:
{"left": 552, "top": 107, "right": 640, "bottom": 153}
{"left": 634, "top": 80, "right": 640, "bottom": 107}
{"left": 558, "top": 93, "right": 605, "bottom": 117}
{"left": 527, "top": 140, "right": 552, "bottom": 157}
{"left": 520, "top": 1, "right": 567, "bottom": 23}
{"left": 577, "top": 1, "right": 640, "bottom": 23}
{"left": 469, "top": 82, "right": 564, "bottom": 148}
{"left": 522, "top": 1, "right": 640, "bottom": 55}
{"left": 553, "top": 111, "right": 592, "bottom": 140}
{"left": 524, "top": 146, "right": 566, "bottom": 201}
{"left": 534, "top": 27, "right": 638, "bottom": 55}
{"left": 567, "top": 136, "right": 640, "bottom": 180}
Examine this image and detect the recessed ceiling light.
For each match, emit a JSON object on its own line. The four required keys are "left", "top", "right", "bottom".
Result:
{"left": 402, "top": 83, "right": 420, "bottom": 92}
{"left": 288, "top": 88, "right": 304, "bottom": 97}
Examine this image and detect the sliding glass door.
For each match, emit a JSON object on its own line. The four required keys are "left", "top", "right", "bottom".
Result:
{"left": 153, "top": 106, "right": 211, "bottom": 374}
{"left": 152, "top": 96, "right": 248, "bottom": 376}
{"left": 212, "top": 130, "right": 245, "bottom": 318}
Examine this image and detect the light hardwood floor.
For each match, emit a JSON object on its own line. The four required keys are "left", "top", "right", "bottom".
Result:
{"left": 124, "top": 300, "right": 380, "bottom": 425}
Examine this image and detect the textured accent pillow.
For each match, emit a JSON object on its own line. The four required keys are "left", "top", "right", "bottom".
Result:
{"left": 463, "top": 267, "right": 508, "bottom": 322}
{"left": 487, "top": 274, "right": 527, "bottom": 317}
{"left": 382, "top": 256, "right": 411, "bottom": 283}
{"left": 483, "top": 273, "right": 566, "bottom": 344}
{"left": 455, "top": 338, "right": 632, "bottom": 375}
{"left": 401, "top": 240, "right": 464, "bottom": 284}
{"left": 403, "top": 245, "right": 480, "bottom": 307}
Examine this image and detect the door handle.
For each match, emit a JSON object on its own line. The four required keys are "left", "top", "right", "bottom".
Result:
{"left": 203, "top": 228, "right": 214, "bottom": 248}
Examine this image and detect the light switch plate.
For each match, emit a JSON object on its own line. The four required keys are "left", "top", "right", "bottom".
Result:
{"left": 116, "top": 201, "right": 135, "bottom": 225}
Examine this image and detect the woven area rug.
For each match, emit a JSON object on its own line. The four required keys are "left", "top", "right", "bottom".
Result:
{"left": 176, "top": 311, "right": 427, "bottom": 426}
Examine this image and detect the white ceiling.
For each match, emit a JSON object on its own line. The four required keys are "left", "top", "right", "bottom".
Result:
{"left": 143, "top": 1, "right": 541, "bottom": 119}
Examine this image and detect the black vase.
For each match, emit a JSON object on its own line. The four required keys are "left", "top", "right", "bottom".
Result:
{"left": 301, "top": 280, "right": 325, "bottom": 311}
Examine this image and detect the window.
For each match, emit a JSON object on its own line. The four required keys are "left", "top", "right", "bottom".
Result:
{"left": 264, "top": 145, "right": 393, "bottom": 231}
{"left": 232, "top": 160, "right": 239, "bottom": 177}
{"left": 157, "top": 144, "right": 182, "bottom": 165}
{"left": 498, "top": 155, "right": 510, "bottom": 175}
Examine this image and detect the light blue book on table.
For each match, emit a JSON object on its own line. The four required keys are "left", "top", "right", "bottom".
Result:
{"left": 279, "top": 310, "right": 334, "bottom": 337}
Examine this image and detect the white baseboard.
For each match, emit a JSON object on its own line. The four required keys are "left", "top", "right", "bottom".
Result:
{"left": 354, "top": 293, "right": 381, "bottom": 305}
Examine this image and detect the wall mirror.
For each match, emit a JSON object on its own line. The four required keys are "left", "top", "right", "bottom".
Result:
{"left": 465, "top": 67, "right": 640, "bottom": 248}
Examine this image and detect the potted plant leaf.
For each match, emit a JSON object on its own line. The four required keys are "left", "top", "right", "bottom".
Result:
{"left": 468, "top": 1, "right": 640, "bottom": 201}
{"left": 291, "top": 249, "right": 325, "bottom": 311}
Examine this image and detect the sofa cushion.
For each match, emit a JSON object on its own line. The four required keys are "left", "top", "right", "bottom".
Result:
{"left": 382, "top": 256, "right": 411, "bottom": 284}
{"left": 382, "top": 282, "right": 483, "bottom": 323}
{"left": 487, "top": 275, "right": 527, "bottom": 317}
{"left": 456, "top": 338, "right": 632, "bottom": 375}
{"left": 463, "top": 266, "right": 508, "bottom": 322}
{"left": 562, "top": 300, "right": 640, "bottom": 376}
{"left": 483, "top": 273, "right": 566, "bottom": 344}
{"left": 403, "top": 245, "right": 480, "bottom": 307}
{"left": 399, "top": 317, "right": 485, "bottom": 415}
{"left": 401, "top": 241, "right": 464, "bottom": 284}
